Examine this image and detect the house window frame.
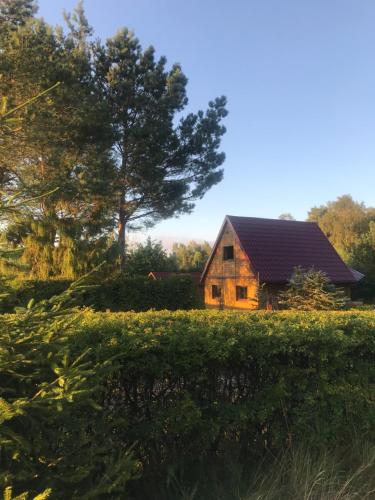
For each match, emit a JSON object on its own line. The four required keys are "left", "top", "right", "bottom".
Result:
{"left": 212, "top": 284, "right": 221, "bottom": 299}
{"left": 236, "top": 285, "right": 248, "bottom": 301}
{"left": 223, "top": 245, "right": 234, "bottom": 261}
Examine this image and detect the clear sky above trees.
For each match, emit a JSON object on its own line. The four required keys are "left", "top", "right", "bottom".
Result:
{"left": 38, "top": 0, "right": 375, "bottom": 243}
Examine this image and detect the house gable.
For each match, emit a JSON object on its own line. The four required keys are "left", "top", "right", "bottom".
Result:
{"left": 203, "top": 220, "right": 258, "bottom": 309}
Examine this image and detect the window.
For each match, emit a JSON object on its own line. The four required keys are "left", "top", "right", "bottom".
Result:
{"left": 212, "top": 284, "right": 221, "bottom": 299}
{"left": 223, "top": 245, "right": 234, "bottom": 260}
{"left": 236, "top": 286, "right": 248, "bottom": 300}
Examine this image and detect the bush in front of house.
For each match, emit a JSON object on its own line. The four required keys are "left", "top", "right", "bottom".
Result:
{"left": 278, "top": 266, "right": 349, "bottom": 310}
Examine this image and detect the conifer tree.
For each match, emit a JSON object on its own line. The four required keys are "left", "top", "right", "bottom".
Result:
{"left": 0, "top": 82, "right": 136, "bottom": 498}
{"left": 0, "top": 2, "right": 116, "bottom": 278}
{"left": 278, "top": 266, "right": 348, "bottom": 310}
{"left": 0, "top": 2, "right": 228, "bottom": 276}
{"left": 94, "top": 29, "right": 227, "bottom": 267}
{"left": 0, "top": 0, "right": 37, "bottom": 27}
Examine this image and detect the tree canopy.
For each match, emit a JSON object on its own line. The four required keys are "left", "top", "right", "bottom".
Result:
{"left": 278, "top": 213, "right": 295, "bottom": 221}
{"left": 307, "top": 195, "right": 375, "bottom": 302}
{"left": 0, "top": 1, "right": 227, "bottom": 278}
{"left": 349, "top": 222, "right": 375, "bottom": 301}
{"left": 307, "top": 195, "right": 375, "bottom": 261}
{"left": 125, "top": 238, "right": 177, "bottom": 276}
{"left": 172, "top": 240, "right": 211, "bottom": 271}
{"left": 94, "top": 29, "right": 227, "bottom": 265}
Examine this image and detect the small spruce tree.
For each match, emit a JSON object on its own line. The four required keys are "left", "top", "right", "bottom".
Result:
{"left": 278, "top": 266, "right": 348, "bottom": 310}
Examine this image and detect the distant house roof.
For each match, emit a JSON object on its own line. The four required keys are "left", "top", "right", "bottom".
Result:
{"left": 201, "top": 216, "right": 358, "bottom": 285}
{"left": 148, "top": 271, "right": 201, "bottom": 284}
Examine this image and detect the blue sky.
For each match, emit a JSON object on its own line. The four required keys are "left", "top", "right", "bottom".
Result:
{"left": 38, "top": 0, "right": 375, "bottom": 246}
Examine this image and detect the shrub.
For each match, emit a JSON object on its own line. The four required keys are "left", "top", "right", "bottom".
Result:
{"left": 278, "top": 266, "right": 348, "bottom": 310}
{"left": 0, "top": 275, "right": 202, "bottom": 313}
{"left": 86, "top": 274, "right": 202, "bottom": 311}
{"left": 72, "top": 310, "right": 375, "bottom": 478}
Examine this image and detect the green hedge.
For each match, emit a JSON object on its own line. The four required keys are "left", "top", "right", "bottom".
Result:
{"left": 73, "top": 310, "right": 375, "bottom": 469}
{"left": 1, "top": 308, "right": 375, "bottom": 497}
{"left": 83, "top": 275, "right": 203, "bottom": 311}
{"left": 0, "top": 275, "right": 202, "bottom": 313}
{"left": 0, "top": 279, "right": 72, "bottom": 312}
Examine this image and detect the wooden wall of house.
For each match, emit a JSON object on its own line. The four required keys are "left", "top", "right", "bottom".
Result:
{"left": 204, "top": 221, "right": 258, "bottom": 309}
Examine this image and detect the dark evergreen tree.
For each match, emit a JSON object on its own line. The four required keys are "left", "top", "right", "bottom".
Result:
{"left": 0, "top": 2, "right": 228, "bottom": 277}
{"left": 0, "top": 0, "right": 37, "bottom": 27}
{"left": 0, "top": 3, "right": 116, "bottom": 278}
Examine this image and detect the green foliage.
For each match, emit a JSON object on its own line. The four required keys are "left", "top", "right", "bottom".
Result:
{"left": 72, "top": 309, "right": 375, "bottom": 489}
{"left": 0, "top": 279, "right": 71, "bottom": 312}
{"left": 307, "top": 195, "right": 375, "bottom": 302}
{"left": 172, "top": 240, "right": 211, "bottom": 271}
{"left": 0, "top": 4, "right": 118, "bottom": 279}
{"left": 1, "top": 304, "right": 375, "bottom": 496}
{"left": 0, "top": 12, "right": 135, "bottom": 496}
{"left": 3, "top": 485, "right": 52, "bottom": 500}
{"left": 307, "top": 194, "right": 375, "bottom": 261}
{"left": 94, "top": 25, "right": 227, "bottom": 261}
{"left": 83, "top": 274, "right": 202, "bottom": 311}
{"left": 0, "top": 275, "right": 203, "bottom": 313}
{"left": 349, "top": 221, "right": 375, "bottom": 302}
{"left": 278, "top": 266, "right": 348, "bottom": 310}
{"left": 0, "top": 281, "right": 137, "bottom": 498}
{"left": 278, "top": 213, "right": 295, "bottom": 220}
{"left": 0, "top": 0, "right": 37, "bottom": 27}
{"left": 125, "top": 238, "right": 177, "bottom": 276}
{"left": 0, "top": 2, "right": 228, "bottom": 276}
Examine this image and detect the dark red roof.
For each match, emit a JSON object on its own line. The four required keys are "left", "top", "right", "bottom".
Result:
{"left": 202, "top": 216, "right": 357, "bottom": 284}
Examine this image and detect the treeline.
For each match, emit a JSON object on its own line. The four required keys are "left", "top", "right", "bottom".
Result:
{"left": 0, "top": 0, "right": 226, "bottom": 279}
{"left": 124, "top": 238, "right": 211, "bottom": 274}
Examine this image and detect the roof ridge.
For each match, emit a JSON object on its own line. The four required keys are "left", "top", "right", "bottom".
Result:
{"left": 226, "top": 215, "right": 316, "bottom": 224}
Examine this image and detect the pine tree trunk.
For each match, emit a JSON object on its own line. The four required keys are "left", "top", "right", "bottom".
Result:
{"left": 118, "top": 191, "right": 126, "bottom": 271}
{"left": 118, "top": 219, "right": 126, "bottom": 270}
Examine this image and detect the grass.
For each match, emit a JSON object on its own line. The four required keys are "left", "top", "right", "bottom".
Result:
{"left": 132, "top": 440, "right": 375, "bottom": 500}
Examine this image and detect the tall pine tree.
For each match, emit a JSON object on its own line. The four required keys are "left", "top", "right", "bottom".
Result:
{"left": 94, "top": 29, "right": 227, "bottom": 267}
{"left": 1, "top": 2, "right": 228, "bottom": 276}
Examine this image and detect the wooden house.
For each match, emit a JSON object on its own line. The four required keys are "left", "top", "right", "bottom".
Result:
{"left": 200, "top": 216, "right": 361, "bottom": 310}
